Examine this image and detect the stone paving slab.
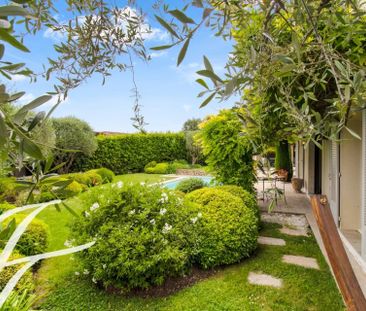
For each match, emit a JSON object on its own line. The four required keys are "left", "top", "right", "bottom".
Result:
{"left": 247, "top": 272, "right": 283, "bottom": 288}
{"left": 282, "top": 255, "right": 320, "bottom": 269}
{"left": 280, "top": 227, "right": 308, "bottom": 237}
{"left": 258, "top": 236, "right": 286, "bottom": 246}
{"left": 261, "top": 212, "right": 308, "bottom": 228}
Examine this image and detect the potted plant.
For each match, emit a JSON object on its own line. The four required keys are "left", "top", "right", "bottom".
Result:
{"left": 291, "top": 177, "right": 304, "bottom": 193}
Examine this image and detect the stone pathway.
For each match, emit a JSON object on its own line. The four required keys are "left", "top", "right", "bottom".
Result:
{"left": 258, "top": 236, "right": 286, "bottom": 246}
{"left": 282, "top": 255, "right": 320, "bottom": 270}
{"left": 248, "top": 215, "right": 320, "bottom": 289}
{"left": 247, "top": 272, "right": 283, "bottom": 288}
{"left": 280, "top": 227, "right": 308, "bottom": 237}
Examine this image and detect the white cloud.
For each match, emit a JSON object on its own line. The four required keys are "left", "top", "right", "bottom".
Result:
{"left": 171, "top": 62, "right": 201, "bottom": 83}
{"left": 43, "top": 7, "right": 169, "bottom": 44}
{"left": 10, "top": 74, "right": 29, "bottom": 82}
{"left": 143, "top": 27, "right": 169, "bottom": 42}
{"left": 15, "top": 93, "right": 70, "bottom": 109}
{"left": 171, "top": 61, "right": 226, "bottom": 84}
{"left": 150, "top": 51, "right": 168, "bottom": 58}
{"left": 43, "top": 27, "right": 67, "bottom": 41}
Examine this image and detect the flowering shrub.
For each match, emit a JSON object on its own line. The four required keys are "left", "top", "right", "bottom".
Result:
{"left": 175, "top": 178, "right": 207, "bottom": 193}
{"left": 71, "top": 183, "right": 201, "bottom": 291}
{"left": 185, "top": 187, "right": 258, "bottom": 268}
{"left": 215, "top": 185, "right": 260, "bottom": 223}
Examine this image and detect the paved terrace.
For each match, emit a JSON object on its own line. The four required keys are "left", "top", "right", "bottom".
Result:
{"left": 256, "top": 181, "right": 366, "bottom": 299}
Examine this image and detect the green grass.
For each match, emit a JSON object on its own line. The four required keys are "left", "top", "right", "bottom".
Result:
{"left": 34, "top": 219, "right": 344, "bottom": 310}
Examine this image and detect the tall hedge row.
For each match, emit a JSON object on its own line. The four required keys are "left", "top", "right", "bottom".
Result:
{"left": 70, "top": 133, "right": 187, "bottom": 174}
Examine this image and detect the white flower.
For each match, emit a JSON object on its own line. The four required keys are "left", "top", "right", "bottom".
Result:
{"left": 117, "top": 181, "right": 123, "bottom": 188}
{"left": 92, "top": 277, "right": 97, "bottom": 284}
{"left": 75, "top": 271, "right": 80, "bottom": 276}
{"left": 129, "top": 209, "right": 136, "bottom": 215}
{"left": 159, "top": 192, "right": 169, "bottom": 203}
{"left": 64, "top": 240, "right": 73, "bottom": 248}
{"left": 159, "top": 208, "right": 167, "bottom": 215}
{"left": 162, "top": 223, "right": 172, "bottom": 234}
{"left": 140, "top": 182, "right": 146, "bottom": 186}
{"left": 83, "top": 269, "right": 90, "bottom": 275}
{"left": 102, "top": 264, "right": 107, "bottom": 269}
{"left": 84, "top": 211, "right": 91, "bottom": 217}
{"left": 191, "top": 217, "right": 198, "bottom": 224}
{"left": 197, "top": 212, "right": 202, "bottom": 218}
{"left": 90, "top": 202, "right": 100, "bottom": 212}
{"left": 150, "top": 219, "right": 156, "bottom": 225}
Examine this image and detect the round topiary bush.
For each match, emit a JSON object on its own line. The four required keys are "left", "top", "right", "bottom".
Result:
{"left": 144, "top": 161, "right": 157, "bottom": 173}
{"left": 215, "top": 185, "right": 260, "bottom": 223}
{"left": 3, "top": 215, "right": 49, "bottom": 256}
{"left": 145, "top": 162, "right": 170, "bottom": 174}
{"left": 175, "top": 178, "right": 207, "bottom": 193}
{"left": 0, "top": 202, "right": 16, "bottom": 212}
{"left": 0, "top": 251, "right": 34, "bottom": 292}
{"left": 69, "top": 172, "right": 103, "bottom": 187}
{"left": 57, "top": 180, "right": 86, "bottom": 199}
{"left": 71, "top": 183, "right": 201, "bottom": 291}
{"left": 185, "top": 187, "right": 258, "bottom": 268}
{"left": 89, "top": 168, "right": 115, "bottom": 183}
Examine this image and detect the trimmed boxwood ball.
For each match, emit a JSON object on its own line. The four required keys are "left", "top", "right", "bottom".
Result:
{"left": 89, "top": 168, "right": 115, "bottom": 183}
{"left": 215, "top": 185, "right": 260, "bottom": 223}
{"left": 3, "top": 215, "right": 49, "bottom": 256}
{"left": 71, "top": 183, "right": 202, "bottom": 291}
{"left": 175, "top": 178, "right": 207, "bottom": 193}
{"left": 185, "top": 187, "right": 258, "bottom": 268}
{"left": 0, "top": 202, "right": 16, "bottom": 212}
{"left": 68, "top": 172, "right": 103, "bottom": 187}
{"left": 57, "top": 180, "right": 86, "bottom": 199}
{"left": 0, "top": 250, "right": 34, "bottom": 292}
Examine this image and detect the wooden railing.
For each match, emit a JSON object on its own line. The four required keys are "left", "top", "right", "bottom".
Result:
{"left": 311, "top": 195, "right": 366, "bottom": 311}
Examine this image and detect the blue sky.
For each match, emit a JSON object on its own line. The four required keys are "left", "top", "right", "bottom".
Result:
{"left": 4, "top": 1, "right": 237, "bottom": 133}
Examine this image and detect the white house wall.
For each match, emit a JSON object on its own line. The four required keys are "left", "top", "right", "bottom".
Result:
{"left": 339, "top": 113, "right": 362, "bottom": 232}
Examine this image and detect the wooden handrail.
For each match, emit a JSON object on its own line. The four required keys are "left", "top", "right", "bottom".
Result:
{"left": 311, "top": 195, "right": 366, "bottom": 311}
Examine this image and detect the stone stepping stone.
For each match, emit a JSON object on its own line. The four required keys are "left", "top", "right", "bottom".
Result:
{"left": 258, "top": 236, "right": 286, "bottom": 246}
{"left": 282, "top": 255, "right": 320, "bottom": 270}
{"left": 280, "top": 226, "right": 308, "bottom": 237}
{"left": 248, "top": 272, "right": 283, "bottom": 288}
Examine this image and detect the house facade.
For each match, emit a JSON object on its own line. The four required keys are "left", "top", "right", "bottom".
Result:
{"left": 295, "top": 111, "right": 366, "bottom": 263}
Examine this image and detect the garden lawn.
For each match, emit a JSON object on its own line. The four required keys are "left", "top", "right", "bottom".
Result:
{"left": 33, "top": 174, "right": 171, "bottom": 298}
{"left": 35, "top": 220, "right": 344, "bottom": 310}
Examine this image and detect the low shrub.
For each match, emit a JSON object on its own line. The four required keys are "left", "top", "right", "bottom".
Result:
{"left": 145, "top": 162, "right": 170, "bottom": 174}
{"left": 0, "top": 178, "right": 18, "bottom": 203}
{"left": 175, "top": 178, "right": 207, "bottom": 193}
{"left": 56, "top": 181, "right": 85, "bottom": 199}
{"left": 215, "top": 185, "right": 260, "bottom": 223}
{"left": 144, "top": 161, "right": 157, "bottom": 171}
{"left": 185, "top": 187, "right": 258, "bottom": 268}
{"left": 67, "top": 171, "right": 103, "bottom": 187}
{"left": 0, "top": 202, "right": 16, "bottom": 212}
{"left": 145, "top": 160, "right": 191, "bottom": 174}
{"left": 3, "top": 215, "right": 49, "bottom": 256}
{"left": 0, "top": 251, "right": 34, "bottom": 292}
{"left": 89, "top": 168, "right": 115, "bottom": 183}
{"left": 71, "top": 183, "right": 201, "bottom": 291}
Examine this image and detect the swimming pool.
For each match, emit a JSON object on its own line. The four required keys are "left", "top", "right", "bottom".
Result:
{"left": 163, "top": 176, "right": 213, "bottom": 190}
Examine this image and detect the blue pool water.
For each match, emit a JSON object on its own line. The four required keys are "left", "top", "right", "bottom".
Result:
{"left": 163, "top": 176, "right": 213, "bottom": 190}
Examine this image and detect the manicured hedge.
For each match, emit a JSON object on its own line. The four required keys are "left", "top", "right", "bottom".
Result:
{"left": 70, "top": 133, "right": 187, "bottom": 174}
